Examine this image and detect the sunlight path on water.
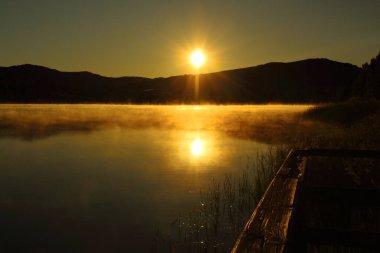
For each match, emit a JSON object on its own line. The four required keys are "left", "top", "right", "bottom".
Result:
{"left": 0, "top": 104, "right": 312, "bottom": 252}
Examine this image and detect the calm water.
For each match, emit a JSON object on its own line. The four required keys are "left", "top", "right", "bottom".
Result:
{"left": 0, "top": 104, "right": 310, "bottom": 252}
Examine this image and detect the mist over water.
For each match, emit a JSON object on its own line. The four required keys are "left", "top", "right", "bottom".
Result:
{"left": 0, "top": 104, "right": 311, "bottom": 141}
{"left": 0, "top": 104, "right": 310, "bottom": 252}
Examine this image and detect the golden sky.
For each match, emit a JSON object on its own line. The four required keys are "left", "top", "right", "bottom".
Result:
{"left": 1, "top": 1, "right": 379, "bottom": 77}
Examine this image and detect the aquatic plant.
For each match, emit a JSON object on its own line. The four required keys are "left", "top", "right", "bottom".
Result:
{"left": 152, "top": 146, "right": 287, "bottom": 253}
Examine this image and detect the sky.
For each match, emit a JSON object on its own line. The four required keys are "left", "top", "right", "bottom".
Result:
{"left": 1, "top": 0, "right": 379, "bottom": 78}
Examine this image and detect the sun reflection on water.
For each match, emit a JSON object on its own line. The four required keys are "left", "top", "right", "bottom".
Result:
{"left": 191, "top": 138, "right": 204, "bottom": 157}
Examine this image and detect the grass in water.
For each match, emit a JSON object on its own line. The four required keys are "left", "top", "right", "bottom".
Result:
{"left": 303, "top": 99, "right": 380, "bottom": 127}
{"left": 152, "top": 147, "right": 287, "bottom": 253}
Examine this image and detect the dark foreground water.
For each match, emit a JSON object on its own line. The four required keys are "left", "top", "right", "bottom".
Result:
{"left": 0, "top": 104, "right": 310, "bottom": 252}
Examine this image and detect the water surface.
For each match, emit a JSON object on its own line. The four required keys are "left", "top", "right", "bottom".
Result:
{"left": 0, "top": 104, "right": 310, "bottom": 252}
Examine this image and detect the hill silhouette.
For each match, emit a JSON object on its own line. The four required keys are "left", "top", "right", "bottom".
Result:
{"left": 0, "top": 59, "right": 360, "bottom": 103}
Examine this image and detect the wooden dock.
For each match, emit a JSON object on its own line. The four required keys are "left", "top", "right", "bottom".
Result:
{"left": 231, "top": 149, "right": 380, "bottom": 253}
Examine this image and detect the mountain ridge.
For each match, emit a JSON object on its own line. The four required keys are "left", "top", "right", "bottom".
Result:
{"left": 1, "top": 58, "right": 358, "bottom": 79}
{"left": 0, "top": 58, "right": 361, "bottom": 103}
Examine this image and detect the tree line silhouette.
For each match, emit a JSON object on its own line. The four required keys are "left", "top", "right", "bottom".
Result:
{"left": 1, "top": 55, "right": 377, "bottom": 104}
{"left": 353, "top": 52, "right": 380, "bottom": 99}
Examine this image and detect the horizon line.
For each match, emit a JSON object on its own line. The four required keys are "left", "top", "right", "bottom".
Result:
{"left": 1, "top": 57, "right": 359, "bottom": 79}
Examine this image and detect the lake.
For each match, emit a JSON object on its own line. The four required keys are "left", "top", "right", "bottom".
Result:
{"left": 0, "top": 104, "right": 310, "bottom": 252}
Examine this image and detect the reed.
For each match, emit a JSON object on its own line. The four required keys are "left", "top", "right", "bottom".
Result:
{"left": 303, "top": 99, "right": 380, "bottom": 126}
{"left": 152, "top": 146, "right": 287, "bottom": 253}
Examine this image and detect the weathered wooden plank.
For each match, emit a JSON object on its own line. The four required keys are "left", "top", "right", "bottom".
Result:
{"left": 297, "top": 227, "right": 380, "bottom": 248}
{"left": 301, "top": 187, "right": 380, "bottom": 206}
{"left": 232, "top": 149, "right": 380, "bottom": 253}
{"left": 293, "top": 149, "right": 380, "bottom": 159}
{"left": 231, "top": 150, "right": 304, "bottom": 253}
{"left": 289, "top": 149, "right": 380, "bottom": 251}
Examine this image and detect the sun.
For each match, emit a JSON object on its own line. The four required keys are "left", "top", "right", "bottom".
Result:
{"left": 190, "top": 49, "right": 206, "bottom": 69}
